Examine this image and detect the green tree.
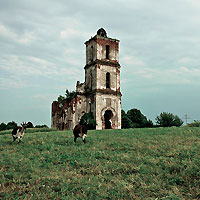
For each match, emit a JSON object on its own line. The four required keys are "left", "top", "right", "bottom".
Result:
{"left": 121, "top": 110, "right": 133, "bottom": 129}
{"left": 0, "top": 122, "right": 7, "bottom": 131}
{"left": 155, "top": 112, "right": 183, "bottom": 127}
{"left": 79, "top": 112, "right": 96, "bottom": 130}
{"left": 6, "top": 121, "right": 17, "bottom": 130}
{"left": 186, "top": 120, "right": 200, "bottom": 127}
{"left": 27, "top": 122, "right": 34, "bottom": 128}
{"left": 127, "top": 108, "right": 153, "bottom": 128}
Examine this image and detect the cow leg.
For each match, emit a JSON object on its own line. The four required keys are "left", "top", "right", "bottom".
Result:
{"left": 82, "top": 134, "right": 87, "bottom": 143}
{"left": 13, "top": 136, "right": 17, "bottom": 142}
{"left": 74, "top": 136, "right": 77, "bottom": 143}
{"left": 18, "top": 136, "right": 23, "bottom": 143}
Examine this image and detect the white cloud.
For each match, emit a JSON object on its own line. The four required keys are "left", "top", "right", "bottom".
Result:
{"left": 178, "top": 57, "right": 194, "bottom": 64}
{"left": 0, "top": 75, "right": 36, "bottom": 90}
{"left": 18, "top": 32, "right": 36, "bottom": 44}
{"left": 0, "top": 24, "right": 36, "bottom": 44}
{"left": 60, "top": 28, "right": 90, "bottom": 39}
{"left": 133, "top": 66, "right": 200, "bottom": 85}
{"left": 0, "top": 24, "right": 16, "bottom": 39}
{"left": 121, "top": 55, "right": 145, "bottom": 67}
{"left": 186, "top": 0, "right": 200, "bottom": 7}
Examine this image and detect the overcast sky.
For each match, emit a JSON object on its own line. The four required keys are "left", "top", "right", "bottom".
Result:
{"left": 0, "top": 0, "right": 200, "bottom": 126}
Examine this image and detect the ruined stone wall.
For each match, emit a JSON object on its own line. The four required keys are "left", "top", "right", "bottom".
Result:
{"left": 51, "top": 28, "right": 121, "bottom": 131}
{"left": 85, "top": 65, "right": 96, "bottom": 91}
{"left": 74, "top": 94, "right": 86, "bottom": 126}
{"left": 51, "top": 99, "right": 76, "bottom": 130}
{"left": 86, "top": 40, "right": 97, "bottom": 64}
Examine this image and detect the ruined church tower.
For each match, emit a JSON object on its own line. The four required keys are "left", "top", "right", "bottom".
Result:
{"left": 52, "top": 28, "right": 121, "bottom": 130}
{"left": 84, "top": 28, "right": 121, "bottom": 129}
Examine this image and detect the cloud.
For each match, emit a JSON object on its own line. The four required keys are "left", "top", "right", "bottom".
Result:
{"left": 133, "top": 66, "right": 200, "bottom": 85}
{"left": 186, "top": 0, "right": 200, "bottom": 7}
{"left": 121, "top": 55, "right": 145, "bottom": 67}
{"left": 0, "top": 24, "right": 16, "bottom": 38}
{"left": 0, "top": 75, "right": 36, "bottom": 90}
{"left": 0, "top": 23, "right": 36, "bottom": 44}
{"left": 18, "top": 32, "right": 36, "bottom": 44}
{"left": 60, "top": 28, "right": 90, "bottom": 39}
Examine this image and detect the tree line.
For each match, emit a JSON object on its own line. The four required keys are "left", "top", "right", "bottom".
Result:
{"left": 56, "top": 89, "right": 185, "bottom": 129}
{"left": 79, "top": 109, "right": 184, "bottom": 130}
{"left": 0, "top": 110, "right": 188, "bottom": 131}
{"left": 122, "top": 109, "right": 183, "bottom": 128}
{"left": 0, "top": 121, "right": 48, "bottom": 131}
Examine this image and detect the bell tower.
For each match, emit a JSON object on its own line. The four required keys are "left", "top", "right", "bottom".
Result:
{"left": 84, "top": 28, "right": 121, "bottom": 130}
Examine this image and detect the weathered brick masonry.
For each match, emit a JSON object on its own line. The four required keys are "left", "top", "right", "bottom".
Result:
{"left": 51, "top": 28, "right": 122, "bottom": 130}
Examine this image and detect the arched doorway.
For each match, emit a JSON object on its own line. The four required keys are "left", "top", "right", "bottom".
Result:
{"left": 104, "top": 110, "right": 113, "bottom": 129}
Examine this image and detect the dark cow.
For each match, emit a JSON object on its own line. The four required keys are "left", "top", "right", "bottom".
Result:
{"left": 12, "top": 122, "right": 27, "bottom": 143}
{"left": 73, "top": 124, "right": 87, "bottom": 143}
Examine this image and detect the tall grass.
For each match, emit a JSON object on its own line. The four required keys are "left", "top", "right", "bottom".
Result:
{"left": 0, "top": 127, "right": 199, "bottom": 199}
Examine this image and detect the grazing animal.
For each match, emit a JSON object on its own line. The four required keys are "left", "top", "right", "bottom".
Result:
{"left": 73, "top": 124, "right": 87, "bottom": 143}
{"left": 12, "top": 122, "right": 27, "bottom": 143}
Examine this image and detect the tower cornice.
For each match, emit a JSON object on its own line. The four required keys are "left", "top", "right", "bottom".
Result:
{"left": 84, "top": 59, "right": 120, "bottom": 69}
{"left": 85, "top": 35, "right": 120, "bottom": 45}
{"left": 77, "top": 89, "right": 122, "bottom": 97}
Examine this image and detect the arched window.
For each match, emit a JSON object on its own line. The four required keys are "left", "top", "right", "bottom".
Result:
{"left": 106, "top": 45, "right": 110, "bottom": 59}
{"left": 106, "top": 72, "right": 110, "bottom": 88}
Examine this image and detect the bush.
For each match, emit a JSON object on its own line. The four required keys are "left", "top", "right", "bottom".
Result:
{"left": 35, "top": 125, "right": 49, "bottom": 128}
{"left": 6, "top": 121, "right": 17, "bottom": 130}
{"left": 57, "top": 89, "right": 76, "bottom": 103}
{"left": 79, "top": 112, "right": 96, "bottom": 130}
{"left": 27, "top": 122, "right": 34, "bottom": 128}
{"left": 0, "top": 122, "right": 7, "bottom": 131}
{"left": 156, "top": 112, "right": 183, "bottom": 127}
{"left": 186, "top": 120, "right": 200, "bottom": 127}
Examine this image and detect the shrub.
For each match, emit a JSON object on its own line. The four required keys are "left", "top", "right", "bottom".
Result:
{"left": 35, "top": 124, "right": 49, "bottom": 128}
{"left": 0, "top": 122, "right": 7, "bottom": 131}
{"left": 79, "top": 112, "right": 96, "bottom": 130}
{"left": 156, "top": 112, "right": 183, "bottom": 127}
{"left": 27, "top": 122, "right": 34, "bottom": 128}
{"left": 186, "top": 120, "right": 200, "bottom": 127}
{"left": 6, "top": 121, "right": 17, "bottom": 130}
{"left": 57, "top": 89, "right": 76, "bottom": 103}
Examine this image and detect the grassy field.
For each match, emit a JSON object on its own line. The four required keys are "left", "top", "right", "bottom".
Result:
{"left": 0, "top": 127, "right": 199, "bottom": 199}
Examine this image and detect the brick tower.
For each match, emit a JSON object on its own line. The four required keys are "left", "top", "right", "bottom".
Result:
{"left": 84, "top": 28, "right": 121, "bottom": 129}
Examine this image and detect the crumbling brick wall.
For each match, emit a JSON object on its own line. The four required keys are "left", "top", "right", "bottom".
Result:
{"left": 51, "top": 28, "right": 121, "bottom": 130}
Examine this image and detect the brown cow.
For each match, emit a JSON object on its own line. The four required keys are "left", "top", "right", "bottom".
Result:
{"left": 73, "top": 124, "right": 87, "bottom": 143}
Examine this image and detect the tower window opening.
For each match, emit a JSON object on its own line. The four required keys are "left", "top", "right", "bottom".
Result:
{"left": 90, "top": 46, "right": 93, "bottom": 61}
{"left": 106, "top": 45, "right": 110, "bottom": 59}
{"left": 106, "top": 72, "right": 110, "bottom": 89}
{"left": 90, "top": 72, "right": 93, "bottom": 89}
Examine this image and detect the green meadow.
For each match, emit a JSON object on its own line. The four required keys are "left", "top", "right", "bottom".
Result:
{"left": 0, "top": 127, "right": 199, "bottom": 199}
